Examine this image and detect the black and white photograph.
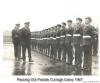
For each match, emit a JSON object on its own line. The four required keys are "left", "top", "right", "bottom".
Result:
{"left": 0, "top": 0, "right": 100, "bottom": 82}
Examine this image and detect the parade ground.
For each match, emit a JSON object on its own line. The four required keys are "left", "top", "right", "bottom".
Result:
{"left": 2, "top": 43, "right": 98, "bottom": 76}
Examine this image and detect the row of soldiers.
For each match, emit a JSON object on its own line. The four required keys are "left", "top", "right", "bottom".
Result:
{"left": 31, "top": 17, "right": 98, "bottom": 71}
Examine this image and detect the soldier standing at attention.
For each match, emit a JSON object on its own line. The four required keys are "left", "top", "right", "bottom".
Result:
{"left": 82, "top": 17, "right": 97, "bottom": 71}
{"left": 64, "top": 20, "right": 74, "bottom": 64}
{"left": 47, "top": 28, "right": 52, "bottom": 57}
{"left": 53, "top": 26, "right": 58, "bottom": 60}
{"left": 12, "top": 24, "right": 21, "bottom": 61}
{"left": 52, "top": 26, "right": 57, "bottom": 60}
{"left": 92, "top": 27, "right": 98, "bottom": 56}
{"left": 59, "top": 24, "right": 65, "bottom": 61}
{"left": 45, "top": 29, "right": 48, "bottom": 55}
{"left": 20, "top": 22, "right": 33, "bottom": 62}
{"left": 56, "top": 24, "right": 62, "bottom": 61}
{"left": 73, "top": 18, "right": 83, "bottom": 70}
{"left": 50, "top": 27, "right": 55, "bottom": 58}
{"left": 60, "top": 22, "right": 67, "bottom": 62}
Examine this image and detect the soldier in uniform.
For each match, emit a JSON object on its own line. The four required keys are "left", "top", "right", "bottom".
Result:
{"left": 20, "top": 22, "right": 33, "bottom": 62}
{"left": 73, "top": 18, "right": 83, "bottom": 69}
{"left": 36, "top": 32, "right": 39, "bottom": 52}
{"left": 31, "top": 32, "right": 36, "bottom": 51}
{"left": 12, "top": 24, "right": 21, "bottom": 61}
{"left": 47, "top": 28, "right": 52, "bottom": 57}
{"left": 60, "top": 22, "right": 67, "bottom": 62}
{"left": 45, "top": 28, "right": 51, "bottom": 57}
{"left": 51, "top": 26, "right": 58, "bottom": 59}
{"left": 42, "top": 30, "right": 46, "bottom": 54}
{"left": 39, "top": 31, "right": 43, "bottom": 53}
{"left": 41, "top": 30, "right": 44, "bottom": 54}
{"left": 50, "top": 27, "right": 55, "bottom": 58}
{"left": 53, "top": 26, "right": 58, "bottom": 60}
{"left": 92, "top": 27, "right": 98, "bottom": 56}
{"left": 44, "top": 29, "right": 48, "bottom": 55}
{"left": 82, "top": 17, "right": 97, "bottom": 71}
{"left": 56, "top": 24, "right": 65, "bottom": 61}
{"left": 63, "top": 20, "right": 74, "bottom": 64}
{"left": 56, "top": 24, "right": 62, "bottom": 61}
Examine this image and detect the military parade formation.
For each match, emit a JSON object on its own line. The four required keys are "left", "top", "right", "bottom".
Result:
{"left": 12, "top": 17, "right": 98, "bottom": 73}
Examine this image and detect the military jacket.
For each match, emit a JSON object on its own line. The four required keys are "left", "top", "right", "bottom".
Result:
{"left": 65, "top": 26, "right": 73, "bottom": 44}
{"left": 12, "top": 29, "right": 20, "bottom": 45}
{"left": 82, "top": 24, "right": 96, "bottom": 45}
{"left": 73, "top": 24, "right": 83, "bottom": 45}
{"left": 20, "top": 27, "right": 31, "bottom": 45}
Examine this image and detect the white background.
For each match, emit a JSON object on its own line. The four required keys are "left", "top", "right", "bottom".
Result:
{"left": 0, "top": 0, "right": 100, "bottom": 83}
{"left": 0, "top": 0, "right": 100, "bottom": 32}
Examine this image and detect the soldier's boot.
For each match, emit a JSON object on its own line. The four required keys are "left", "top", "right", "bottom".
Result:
{"left": 58, "top": 51, "right": 61, "bottom": 61}
{"left": 50, "top": 52, "right": 53, "bottom": 58}
{"left": 29, "top": 58, "right": 34, "bottom": 62}
{"left": 54, "top": 51, "right": 57, "bottom": 60}
{"left": 23, "top": 58, "right": 26, "bottom": 62}
{"left": 48, "top": 46, "right": 50, "bottom": 57}
{"left": 68, "top": 55, "right": 73, "bottom": 65}
{"left": 62, "top": 58, "right": 66, "bottom": 63}
{"left": 18, "top": 57, "right": 21, "bottom": 61}
{"left": 62, "top": 53, "right": 66, "bottom": 62}
{"left": 58, "top": 55, "right": 61, "bottom": 61}
{"left": 50, "top": 49, "right": 53, "bottom": 58}
{"left": 62, "top": 51, "right": 66, "bottom": 63}
{"left": 46, "top": 48, "right": 48, "bottom": 55}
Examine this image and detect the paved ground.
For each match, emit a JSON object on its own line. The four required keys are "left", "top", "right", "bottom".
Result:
{"left": 2, "top": 43, "right": 98, "bottom": 76}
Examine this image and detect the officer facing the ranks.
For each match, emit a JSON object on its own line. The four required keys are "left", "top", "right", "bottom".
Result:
{"left": 20, "top": 22, "right": 33, "bottom": 62}
{"left": 82, "top": 17, "right": 97, "bottom": 71}
{"left": 12, "top": 24, "right": 21, "bottom": 61}
{"left": 63, "top": 20, "right": 74, "bottom": 64}
{"left": 73, "top": 18, "right": 83, "bottom": 69}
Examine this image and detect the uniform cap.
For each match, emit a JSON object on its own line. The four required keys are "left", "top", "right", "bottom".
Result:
{"left": 67, "top": 20, "right": 72, "bottom": 23}
{"left": 62, "top": 22, "right": 66, "bottom": 26}
{"left": 16, "top": 23, "right": 20, "bottom": 26}
{"left": 76, "top": 17, "right": 82, "bottom": 21}
{"left": 57, "top": 24, "right": 61, "bottom": 27}
{"left": 85, "top": 17, "right": 92, "bottom": 22}
{"left": 51, "top": 27, "right": 54, "bottom": 29}
{"left": 24, "top": 22, "right": 30, "bottom": 24}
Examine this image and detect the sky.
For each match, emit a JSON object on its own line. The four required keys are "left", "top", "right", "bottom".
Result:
{"left": 0, "top": 0, "right": 100, "bottom": 32}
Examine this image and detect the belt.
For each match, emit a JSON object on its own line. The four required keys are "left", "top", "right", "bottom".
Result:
{"left": 31, "top": 38, "right": 36, "bottom": 39}
{"left": 60, "top": 35, "right": 65, "bottom": 38}
{"left": 50, "top": 37, "right": 56, "bottom": 40}
{"left": 37, "top": 38, "right": 43, "bottom": 40}
{"left": 73, "top": 34, "right": 81, "bottom": 36}
{"left": 66, "top": 34, "right": 71, "bottom": 36}
{"left": 83, "top": 35, "right": 91, "bottom": 38}
{"left": 53, "top": 38, "right": 56, "bottom": 40}
{"left": 56, "top": 37, "right": 60, "bottom": 38}
{"left": 50, "top": 37, "right": 53, "bottom": 38}
{"left": 43, "top": 38, "right": 48, "bottom": 39}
